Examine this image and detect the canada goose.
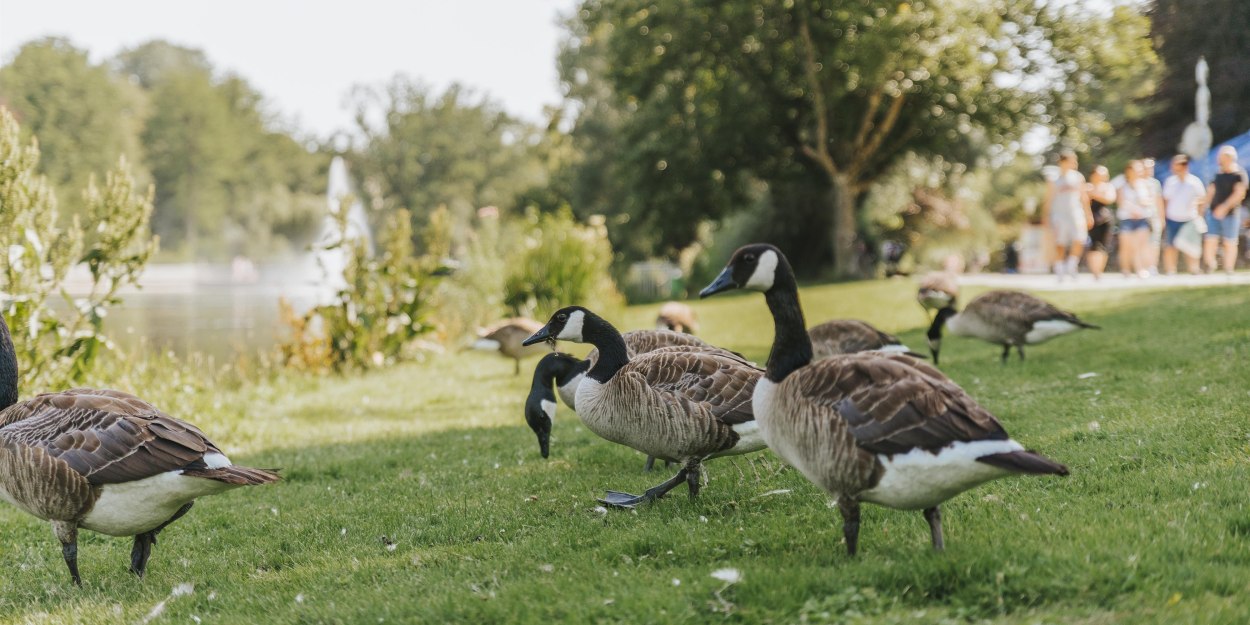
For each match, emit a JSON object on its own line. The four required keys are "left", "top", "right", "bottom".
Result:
{"left": 808, "top": 319, "right": 920, "bottom": 360}
{"left": 927, "top": 290, "right": 1099, "bottom": 365}
{"left": 525, "top": 330, "right": 748, "bottom": 470}
{"left": 472, "top": 317, "right": 553, "bottom": 374}
{"left": 521, "top": 307, "right": 764, "bottom": 508}
{"left": 700, "top": 244, "right": 1067, "bottom": 554}
{"left": 0, "top": 317, "right": 279, "bottom": 585}
{"left": 655, "top": 301, "right": 699, "bottom": 334}
{"left": 917, "top": 272, "right": 959, "bottom": 313}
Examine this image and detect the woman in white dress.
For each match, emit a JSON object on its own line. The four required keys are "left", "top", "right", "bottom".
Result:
{"left": 1042, "top": 151, "right": 1093, "bottom": 280}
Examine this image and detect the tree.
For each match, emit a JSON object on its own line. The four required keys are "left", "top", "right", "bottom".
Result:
{"left": 568, "top": 0, "right": 1153, "bottom": 275}
{"left": 0, "top": 37, "right": 148, "bottom": 212}
{"left": 349, "top": 77, "right": 545, "bottom": 240}
{"left": 1140, "top": 0, "right": 1250, "bottom": 156}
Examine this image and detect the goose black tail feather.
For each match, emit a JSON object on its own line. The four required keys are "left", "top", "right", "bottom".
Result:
{"left": 976, "top": 450, "right": 1069, "bottom": 476}
{"left": 182, "top": 466, "right": 282, "bottom": 485}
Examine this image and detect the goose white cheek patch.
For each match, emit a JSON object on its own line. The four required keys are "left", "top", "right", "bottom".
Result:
{"left": 745, "top": 250, "right": 779, "bottom": 291}
{"left": 556, "top": 311, "right": 586, "bottom": 342}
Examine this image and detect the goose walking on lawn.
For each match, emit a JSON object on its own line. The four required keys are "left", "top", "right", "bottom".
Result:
{"left": 522, "top": 307, "right": 764, "bottom": 508}
{"left": 0, "top": 316, "right": 279, "bottom": 586}
{"left": 700, "top": 244, "right": 1067, "bottom": 554}
{"left": 808, "top": 319, "right": 921, "bottom": 360}
{"left": 473, "top": 317, "right": 553, "bottom": 375}
{"left": 525, "top": 330, "right": 750, "bottom": 470}
{"left": 927, "top": 290, "right": 1099, "bottom": 365}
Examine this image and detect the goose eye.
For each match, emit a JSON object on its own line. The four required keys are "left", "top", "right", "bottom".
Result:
{"left": 743, "top": 253, "right": 756, "bottom": 263}
{"left": 557, "top": 313, "right": 568, "bottom": 322}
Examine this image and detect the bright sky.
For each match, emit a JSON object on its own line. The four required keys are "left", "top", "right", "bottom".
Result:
{"left": 0, "top": 0, "right": 580, "bottom": 137}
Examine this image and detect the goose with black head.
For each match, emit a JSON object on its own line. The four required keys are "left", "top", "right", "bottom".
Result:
{"left": 521, "top": 308, "right": 764, "bottom": 508}
{"left": 700, "top": 244, "right": 1068, "bottom": 555}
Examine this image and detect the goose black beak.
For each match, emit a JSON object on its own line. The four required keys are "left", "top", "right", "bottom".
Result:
{"left": 699, "top": 267, "right": 738, "bottom": 298}
{"left": 538, "top": 431, "right": 550, "bottom": 459}
{"left": 522, "top": 326, "right": 553, "bottom": 347}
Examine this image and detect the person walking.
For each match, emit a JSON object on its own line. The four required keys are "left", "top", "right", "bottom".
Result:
{"left": 1203, "top": 145, "right": 1248, "bottom": 274}
{"left": 1043, "top": 151, "right": 1093, "bottom": 280}
{"left": 1139, "top": 158, "right": 1165, "bottom": 274}
{"left": 1086, "top": 165, "right": 1116, "bottom": 279}
{"left": 1161, "top": 154, "right": 1208, "bottom": 274}
{"left": 1115, "top": 160, "right": 1156, "bottom": 277}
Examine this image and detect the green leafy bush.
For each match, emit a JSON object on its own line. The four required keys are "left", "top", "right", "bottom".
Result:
{"left": 279, "top": 203, "right": 439, "bottom": 372}
{"left": 0, "top": 107, "right": 157, "bottom": 389}
{"left": 502, "top": 207, "right": 622, "bottom": 319}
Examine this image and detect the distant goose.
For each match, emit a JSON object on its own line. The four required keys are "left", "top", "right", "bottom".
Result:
{"left": 917, "top": 272, "right": 960, "bottom": 313}
{"left": 701, "top": 244, "right": 1067, "bottom": 554}
{"left": 655, "top": 302, "right": 699, "bottom": 334}
{"left": 473, "top": 317, "right": 553, "bottom": 374}
{"left": 526, "top": 330, "right": 748, "bottom": 470}
{"left": 0, "top": 317, "right": 279, "bottom": 586}
{"left": 808, "top": 319, "right": 921, "bottom": 360}
{"left": 522, "top": 308, "right": 764, "bottom": 508}
{"left": 927, "top": 290, "right": 1099, "bottom": 365}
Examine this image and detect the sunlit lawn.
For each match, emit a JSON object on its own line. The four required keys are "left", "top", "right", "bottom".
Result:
{"left": 2, "top": 279, "right": 1249, "bottom": 623}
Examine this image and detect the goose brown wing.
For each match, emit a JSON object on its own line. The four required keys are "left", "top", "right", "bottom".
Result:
{"left": 969, "top": 290, "right": 1084, "bottom": 328}
{"left": 0, "top": 388, "right": 218, "bottom": 485}
{"left": 791, "top": 354, "right": 1008, "bottom": 455}
{"left": 626, "top": 350, "right": 761, "bottom": 425}
{"left": 809, "top": 320, "right": 902, "bottom": 355}
{"left": 587, "top": 331, "right": 735, "bottom": 368}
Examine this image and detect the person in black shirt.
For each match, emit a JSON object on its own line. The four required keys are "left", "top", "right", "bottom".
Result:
{"left": 1203, "top": 146, "right": 1249, "bottom": 273}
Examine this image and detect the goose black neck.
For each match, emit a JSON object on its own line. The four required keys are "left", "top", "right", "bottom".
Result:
{"left": 927, "top": 306, "right": 956, "bottom": 340}
{"left": 582, "top": 314, "right": 629, "bottom": 383}
{"left": 531, "top": 353, "right": 583, "bottom": 398}
{"left": 0, "top": 316, "right": 18, "bottom": 410}
{"left": 763, "top": 279, "right": 813, "bottom": 384}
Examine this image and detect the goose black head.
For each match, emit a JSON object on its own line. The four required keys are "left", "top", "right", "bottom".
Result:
{"left": 700, "top": 243, "right": 787, "bottom": 297}
{"left": 524, "top": 352, "right": 583, "bottom": 458}
{"left": 927, "top": 306, "right": 957, "bottom": 365}
{"left": 523, "top": 306, "right": 593, "bottom": 346}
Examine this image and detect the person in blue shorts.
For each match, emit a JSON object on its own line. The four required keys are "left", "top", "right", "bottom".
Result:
{"left": 1203, "top": 146, "right": 1248, "bottom": 274}
{"left": 1160, "top": 155, "right": 1206, "bottom": 274}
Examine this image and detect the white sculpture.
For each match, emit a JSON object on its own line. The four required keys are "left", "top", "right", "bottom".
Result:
{"left": 1179, "top": 56, "right": 1213, "bottom": 162}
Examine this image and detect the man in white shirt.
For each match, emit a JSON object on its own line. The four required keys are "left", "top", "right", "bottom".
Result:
{"left": 1161, "top": 154, "right": 1208, "bottom": 274}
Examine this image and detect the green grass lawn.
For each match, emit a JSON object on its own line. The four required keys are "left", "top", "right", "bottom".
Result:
{"left": 2, "top": 279, "right": 1249, "bottom": 624}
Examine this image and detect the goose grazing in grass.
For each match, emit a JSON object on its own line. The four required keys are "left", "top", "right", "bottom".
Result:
{"left": 473, "top": 317, "right": 552, "bottom": 375}
{"left": 927, "top": 290, "right": 1099, "bottom": 365}
{"left": 655, "top": 301, "right": 699, "bottom": 334}
{"left": 917, "top": 272, "right": 960, "bottom": 314}
{"left": 700, "top": 244, "right": 1068, "bottom": 554}
{"left": 521, "top": 307, "right": 764, "bottom": 508}
{"left": 808, "top": 319, "right": 921, "bottom": 360}
{"left": 525, "top": 330, "right": 748, "bottom": 471}
{"left": 0, "top": 316, "right": 279, "bottom": 586}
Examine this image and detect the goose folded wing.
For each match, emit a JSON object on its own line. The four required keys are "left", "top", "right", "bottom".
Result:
{"left": 795, "top": 354, "right": 1008, "bottom": 455}
{"left": 628, "top": 351, "right": 760, "bottom": 425}
{"left": 0, "top": 390, "right": 216, "bottom": 485}
{"left": 976, "top": 291, "right": 1080, "bottom": 327}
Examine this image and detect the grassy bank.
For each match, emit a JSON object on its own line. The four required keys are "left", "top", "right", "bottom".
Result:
{"left": 2, "top": 279, "right": 1248, "bottom": 624}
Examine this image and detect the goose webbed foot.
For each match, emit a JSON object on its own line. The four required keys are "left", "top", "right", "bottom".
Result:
{"left": 131, "top": 501, "right": 195, "bottom": 578}
{"left": 599, "top": 467, "right": 690, "bottom": 509}
{"left": 924, "top": 506, "right": 945, "bottom": 551}
{"left": 130, "top": 532, "right": 156, "bottom": 577}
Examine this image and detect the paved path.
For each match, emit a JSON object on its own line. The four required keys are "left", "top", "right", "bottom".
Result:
{"left": 957, "top": 271, "right": 1250, "bottom": 292}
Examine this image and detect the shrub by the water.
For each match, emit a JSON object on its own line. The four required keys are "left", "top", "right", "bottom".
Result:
{"left": 0, "top": 106, "right": 157, "bottom": 389}
{"left": 502, "top": 207, "right": 622, "bottom": 319}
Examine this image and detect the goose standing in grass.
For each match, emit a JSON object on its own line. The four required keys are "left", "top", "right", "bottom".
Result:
{"left": 0, "top": 316, "right": 279, "bottom": 585}
{"left": 655, "top": 301, "right": 699, "bottom": 334}
{"left": 808, "top": 319, "right": 920, "bottom": 360}
{"left": 700, "top": 244, "right": 1067, "bottom": 554}
{"left": 917, "top": 272, "right": 960, "bottom": 315}
{"left": 927, "top": 290, "right": 1099, "bottom": 365}
{"left": 472, "top": 317, "right": 552, "bottom": 375}
{"left": 521, "top": 307, "right": 764, "bottom": 508}
{"left": 525, "top": 330, "right": 748, "bottom": 470}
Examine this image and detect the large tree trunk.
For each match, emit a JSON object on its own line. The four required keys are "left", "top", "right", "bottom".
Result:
{"left": 827, "top": 172, "right": 859, "bottom": 278}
